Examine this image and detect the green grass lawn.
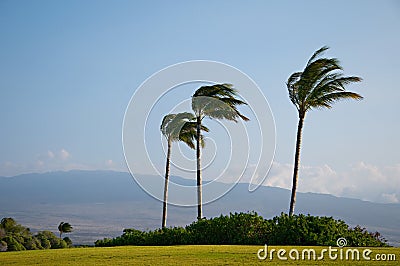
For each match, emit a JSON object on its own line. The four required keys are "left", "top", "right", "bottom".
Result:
{"left": 0, "top": 245, "right": 398, "bottom": 265}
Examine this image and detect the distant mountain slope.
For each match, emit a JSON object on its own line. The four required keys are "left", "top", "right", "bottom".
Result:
{"left": 0, "top": 170, "right": 399, "bottom": 246}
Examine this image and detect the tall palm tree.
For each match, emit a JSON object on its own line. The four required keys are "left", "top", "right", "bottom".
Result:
{"left": 192, "top": 83, "right": 249, "bottom": 219}
{"left": 287, "top": 46, "right": 363, "bottom": 216}
{"left": 58, "top": 222, "right": 72, "bottom": 239}
{"left": 160, "top": 112, "right": 208, "bottom": 228}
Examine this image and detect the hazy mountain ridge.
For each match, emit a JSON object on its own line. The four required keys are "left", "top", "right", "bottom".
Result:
{"left": 0, "top": 170, "right": 399, "bottom": 246}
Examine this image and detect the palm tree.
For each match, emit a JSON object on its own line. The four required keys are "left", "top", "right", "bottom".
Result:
{"left": 58, "top": 222, "right": 72, "bottom": 239}
{"left": 192, "top": 83, "right": 249, "bottom": 219}
{"left": 160, "top": 112, "right": 208, "bottom": 228}
{"left": 287, "top": 46, "right": 363, "bottom": 216}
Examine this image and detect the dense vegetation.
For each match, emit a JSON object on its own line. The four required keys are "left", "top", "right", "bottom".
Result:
{"left": 95, "top": 212, "right": 388, "bottom": 247}
{"left": 0, "top": 218, "right": 72, "bottom": 252}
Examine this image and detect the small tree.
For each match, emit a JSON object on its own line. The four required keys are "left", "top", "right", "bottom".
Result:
{"left": 58, "top": 222, "right": 73, "bottom": 239}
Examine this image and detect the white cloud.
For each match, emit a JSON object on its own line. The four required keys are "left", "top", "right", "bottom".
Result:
{"left": 263, "top": 162, "right": 292, "bottom": 189}
{"left": 260, "top": 161, "right": 400, "bottom": 204}
{"left": 381, "top": 193, "right": 399, "bottom": 204}
{"left": 3, "top": 161, "right": 14, "bottom": 167}
{"left": 47, "top": 151, "right": 55, "bottom": 159}
{"left": 104, "top": 159, "right": 119, "bottom": 170}
{"left": 59, "top": 149, "right": 70, "bottom": 160}
{"left": 0, "top": 161, "right": 20, "bottom": 176}
{"left": 196, "top": 161, "right": 400, "bottom": 204}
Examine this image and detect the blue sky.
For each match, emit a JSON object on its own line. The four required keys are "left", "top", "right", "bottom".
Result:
{"left": 0, "top": 0, "right": 399, "bottom": 203}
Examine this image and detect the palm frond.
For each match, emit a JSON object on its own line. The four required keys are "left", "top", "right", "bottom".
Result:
{"left": 193, "top": 83, "right": 236, "bottom": 98}
{"left": 160, "top": 112, "right": 209, "bottom": 149}
{"left": 304, "top": 72, "right": 345, "bottom": 105}
{"left": 287, "top": 72, "right": 302, "bottom": 110}
{"left": 192, "top": 84, "right": 249, "bottom": 122}
{"left": 287, "top": 72, "right": 302, "bottom": 86}
{"left": 326, "top": 76, "right": 363, "bottom": 90}
{"left": 306, "top": 46, "right": 329, "bottom": 67}
{"left": 306, "top": 75, "right": 363, "bottom": 110}
{"left": 298, "top": 58, "right": 342, "bottom": 101}
{"left": 173, "top": 112, "right": 196, "bottom": 121}
{"left": 178, "top": 131, "right": 196, "bottom": 149}
{"left": 178, "top": 121, "right": 209, "bottom": 149}
{"left": 160, "top": 114, "right": 176, "bottom": 136}
{"left": 312, "top": 91, "right": 363, "bottom": 109}
{"left": 287, "top": 46, "right": 363, "bottom": 114}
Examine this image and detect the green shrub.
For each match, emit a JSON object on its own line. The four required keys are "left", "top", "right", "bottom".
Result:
{"left": 35, "top": 232, "right": 51, "bottom": 249}
{"left": 0, "top": 217, "right": 73, "bottom": 251}
{"left": 35, "top": 230, "right": 68, "bottom": 249}
{"left": 0, "top": 240, "right": 7, "bottom": 252}
{"left": 95, "top": 212, "right": 389, "bottom": 247}
{"left": 186, "top": 212, "right": 271, "bottom": 245}
{"left": 3, "top": 236, "right": 26, "bottom": 251}
{"left": 23, "top": 236, "right": 42, "bottom": 250}
{"left": 63, "top": 237, "right": 73, "bottom": 248}
{"left": 344, "top": 225, "right": 387, "bottom": 247}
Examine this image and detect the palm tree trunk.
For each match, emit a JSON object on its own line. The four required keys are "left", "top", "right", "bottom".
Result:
{"left": 196, "top": 116, "right": 202, "bottom": 220}
{"left": 162, "top": 139, "right": 172, "bottom": 228}
{"left": 289, "top": 115, "right": 305, "bottom": 216}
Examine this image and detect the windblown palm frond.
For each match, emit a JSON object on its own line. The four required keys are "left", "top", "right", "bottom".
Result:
{"left": 160, "top": 114, "right": 176, "bottom": 138}
{"left": 287, "top": 46, "right": 363, "bottom": 116}
{"left": 161, "top": 112, "right": 208, "bottom": 148}
{"left": 178, "top": 122, "right": 208, "bottom": 149}
{"left": 192, "top": 84, "right": 249, "bottom": 121}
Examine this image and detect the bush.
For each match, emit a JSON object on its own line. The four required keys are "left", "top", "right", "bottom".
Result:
{"left": 35, "top": 231, "right": 68, "bottom": 249}
{"left": 186, "top": 212, "right": 271, "bottom": 245}
{"left": 344, "top": 225, "right": 387, "bottom": 247}
{"left": 23, "top": 236, "right": 42, "bottom": 250}
{"left": 95, "top": 212, "right": 389, "bottom": 247}
{"left": 35, "top": 232, "right": 51, "bottom": 249}
{"left": 0, "top": 240, "right": 7, "bottom": 252}
{"left": 268, "top": 213, "right": 349, "bottom": 246}
{"left": 0, "top": 217, "right": 73, "bottom": 251}
{"left": 63, "top": 237, "right": 73, "bottom": 248}
{"left": 3, "top": 236, "right": 26, "bottom": 251}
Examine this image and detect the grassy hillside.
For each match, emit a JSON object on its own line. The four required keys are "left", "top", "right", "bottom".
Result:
{"left": 0, "top": 245, "right": 398, "bottom": 265}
